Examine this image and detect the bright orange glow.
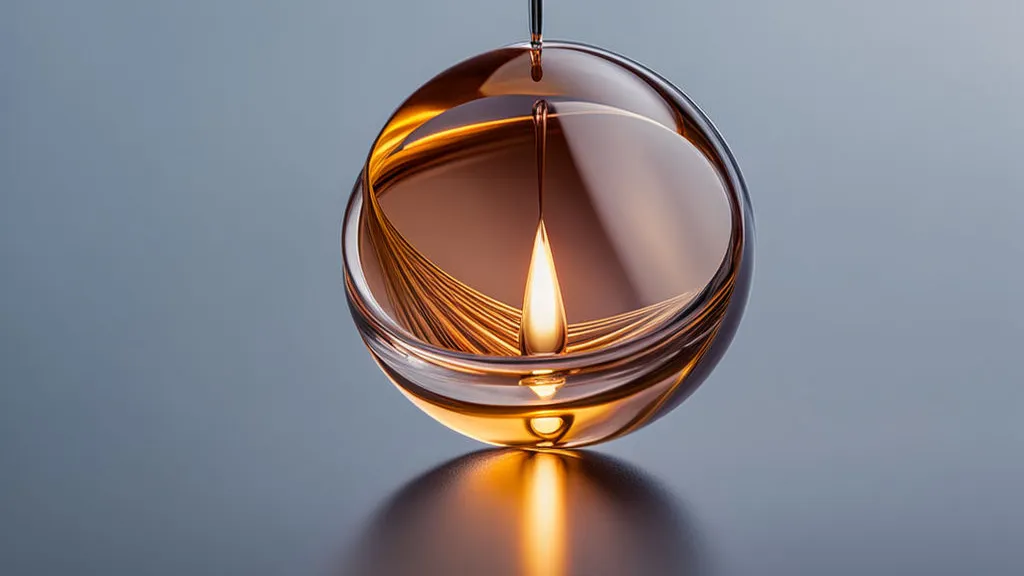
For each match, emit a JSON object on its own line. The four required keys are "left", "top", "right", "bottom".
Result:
{"left": 529, "top": 384, "right": 559, "bottom": 399}
{"left": 520, "top": 221, "right": 568, "bottom": 356}
{"left": 530, "top": 416, "right": 566, "bottom": 436}
{"left": 521, "top": 453, "right": 566, "bottom": 576}
{"left": 521, "top": 372, "right": 565, "bottom": 400}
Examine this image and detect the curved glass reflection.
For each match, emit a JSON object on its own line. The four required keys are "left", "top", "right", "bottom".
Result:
{"left": 343, "top": 450, "right": 709, "bottom": 575}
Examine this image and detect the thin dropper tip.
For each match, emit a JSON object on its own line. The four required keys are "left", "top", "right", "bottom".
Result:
{"left": 529, "top": 0, "right": 543, "bottom": 48}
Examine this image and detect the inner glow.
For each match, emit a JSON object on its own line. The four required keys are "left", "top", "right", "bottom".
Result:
{"left": 530, "top": 416, "right": 565, "bottom": 436}
{"left": 519, "top": 221, "right": 568, "bottom": 355}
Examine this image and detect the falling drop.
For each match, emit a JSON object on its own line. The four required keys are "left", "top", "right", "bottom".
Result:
{"left": 519, "top": 222, "right": 568, "bottom": 355}
{"left": 530, "top": 48, "right": 543, "bottom": 82}
{"left": 519, "top": 100, "right": 568, "bottom": 357}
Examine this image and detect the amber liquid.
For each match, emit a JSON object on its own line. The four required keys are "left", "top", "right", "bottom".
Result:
{"left": 360, "top": 102, "right": 731, "bottom": 356}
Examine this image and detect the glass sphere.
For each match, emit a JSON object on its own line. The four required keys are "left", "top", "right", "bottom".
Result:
{"left": 343, "top": 41, "right": 753, "bottom": 448}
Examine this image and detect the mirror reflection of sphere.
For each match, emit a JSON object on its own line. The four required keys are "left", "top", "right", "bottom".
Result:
{"left": 344, "top": 450, "right": 709, "bottom": 576}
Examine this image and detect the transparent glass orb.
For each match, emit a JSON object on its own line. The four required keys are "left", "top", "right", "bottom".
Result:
{"left": 343, "top": 41, "right": 753, "bottom": 448}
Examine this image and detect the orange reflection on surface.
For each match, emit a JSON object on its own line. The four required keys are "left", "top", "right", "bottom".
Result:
{"left": 521, "top": 452, "right": 567, "bottom": 576}
{"left": 344, "top": 450, "right": 701, "bottom": 575}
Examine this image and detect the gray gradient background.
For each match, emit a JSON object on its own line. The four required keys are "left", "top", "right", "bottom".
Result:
{"left": 2, "top": 1, "right": 1023, "bottom": 574}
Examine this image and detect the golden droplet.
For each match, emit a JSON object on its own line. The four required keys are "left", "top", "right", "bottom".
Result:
{"left": 519, "top": 221, "right": 568, "bottom": 356}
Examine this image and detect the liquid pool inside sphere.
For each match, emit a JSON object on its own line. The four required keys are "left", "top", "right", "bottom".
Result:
{"left": 343, "top": 42, "right": 753, "bottom": 448}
